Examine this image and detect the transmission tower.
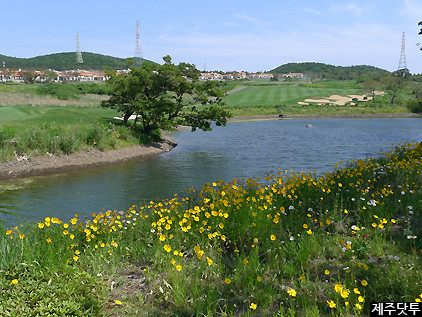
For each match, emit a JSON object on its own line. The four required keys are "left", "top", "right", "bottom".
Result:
{"left": 398, "top": 32, "right": 407, "bottom": 71}
{"left": 134, "top": 21, "right": 143, "bottom": 67}
{"left": 76, "top": 32, "right": 83, "bottom": 64}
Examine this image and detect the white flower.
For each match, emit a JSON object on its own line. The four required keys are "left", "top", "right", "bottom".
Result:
{"left": 290, "top": 237, "right": 294, "bottom": 241}
{"left": 368, "top": 200, "right": 377, "bottom": 206}
{"left": 308, "top": 207, "right": 313, "bottom": 212}
{"left": 151, "top": 229, "right": 155, "bottom": 233}
{"left": 289, "top": 206, "right": 295, "bottom": 210}
{"left": 408, "top": 206, "right": 413, "bottom": 210}
{"left": 401, "top": 191, "right": 405, "bottom": 195}
{"left": 97, "top": 273, "right": 102, "bottom": 277}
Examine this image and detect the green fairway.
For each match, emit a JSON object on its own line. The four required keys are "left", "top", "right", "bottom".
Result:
{"left": 223, "top": 82, "right": 364, "bottom": 107}
{"left": 0, "top": 106, "right": 118, "bottom": 125}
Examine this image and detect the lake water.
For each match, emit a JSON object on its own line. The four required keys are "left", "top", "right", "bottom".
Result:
{"left": 0, "top": 118, "right": 421, "bottom": 226}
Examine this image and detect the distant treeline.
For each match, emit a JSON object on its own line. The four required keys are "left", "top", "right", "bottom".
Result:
{"left": 0, "top": 52, "right": 139, "bottom": 71}
{"left": 271, "top": 62, "right": 390, "bottom": 81}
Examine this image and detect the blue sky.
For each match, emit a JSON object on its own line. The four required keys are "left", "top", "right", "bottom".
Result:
{"left": 2, "top": 0, "right": 422, "bottom": 73}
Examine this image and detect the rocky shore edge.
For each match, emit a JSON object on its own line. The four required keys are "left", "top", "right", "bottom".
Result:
{"left": 0, "top": 137, "right": 177, "bottom": 180}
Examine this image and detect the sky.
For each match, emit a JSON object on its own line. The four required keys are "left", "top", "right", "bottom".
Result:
{"left": 2, "top": 0, "right": 422, "bottom": 73}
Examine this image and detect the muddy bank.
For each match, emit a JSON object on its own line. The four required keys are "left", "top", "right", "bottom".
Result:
{"left": 0, "top": 137, "right": 177, "bottom": 180}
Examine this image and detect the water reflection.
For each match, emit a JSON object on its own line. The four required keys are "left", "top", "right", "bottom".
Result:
{"left": 0, "top": 118, "right": 420, "bottom": 226}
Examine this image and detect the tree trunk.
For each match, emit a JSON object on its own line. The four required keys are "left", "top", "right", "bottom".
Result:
{"left": 123, "top": 110, "right": 134, "bottom": 125}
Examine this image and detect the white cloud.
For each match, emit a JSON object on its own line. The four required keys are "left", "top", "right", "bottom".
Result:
{"left": 234, "top": 14, "right": 270, "bottom": 26}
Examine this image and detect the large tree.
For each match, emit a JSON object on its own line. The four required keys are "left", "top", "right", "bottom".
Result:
{"left": 102, "top": 56, "right": 231, "bottom": 134}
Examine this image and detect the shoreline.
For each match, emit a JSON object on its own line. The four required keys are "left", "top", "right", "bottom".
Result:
{"left": 0, "top": 113, "right": 419, "bottom": 180}
{"left": 230, "top": 112, "right": 421, "bottom": 122}
{"left": 0, "top": 137, "right": 177, "bottom": 180}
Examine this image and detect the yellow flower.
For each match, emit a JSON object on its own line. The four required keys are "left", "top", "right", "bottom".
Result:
{"left": 159, "top": 235, "right": 166, "bottom": 242}
{"left": 225, "top": 278, "right": 231, "bottom": 284}
{"left": 299, "top": 276, "right": 306, "bottom": 281}
{"left": 327, "top": 300, "right": 336, "bottom": 308}
{"left": 176, "top": 265, "right": 182, "bottom": 271}
{"left": 287, "top": 288, "right": 297, "bottom": 297}
{"left": 38, "top": 222, "right": 45, "bottom": 229}
{"left": 46, "top": 238, "right": 52, "bottom": 243}
{"left": 115, "top": 300, "right": 122, "bottom": 305}
{"left": 361, "top": 279, "right": 368, "bottom": 286}
{"left": 75, "top": 250, "right": 81, "bottom": 255}
{"left": 257, "top": 276, "right": 262, "bottom": 282}
{"left": 345, "top": 301, "right": 349, "bottom": 306}
{"left": 344, "top": 209, "right": 348, "bottom": 214}
{"left": 250, "top": 302, "right": 257, "bottom": 310}
{"left": 270, "top": 234, "right": 276, "bottom": 241}
{"left": 206, "top": 257, "right": 213, "bottom": 265}
{"left": 164, "top": 244, "right": 172, "bottom": 253}
{"left": 335, "top": 284, "right": 343, "bottom": 293}
{"left": 353, "top": 288, "right": 360, "bottom": 294}
{"left": 219, "top": 223, "right": 224, "bottom": 229}
{"left": 73, "top": 256, "right": 79, "bottom": 262}
{"left": 358, "top": 296, "right": 364, "bottom": 303}
{"left": 243, "top": 258, "right": 249, "bottom": 265}
{"left": 325, "top": 270, "right": 330, "bottom": 275}
{"left": 355, "top": 303, "right": 363, "bottom": 310}
{"left": 11, "top": 279, "right": 18, "bottom": 285}
{"left": 306, "top": 229, "right": 312, "bottom": 235}
{"left": 340, "top": 289, "right": 349, "bottom": 298}
{"left": 70, "top": 234, "right": 75, "bottom": 240}
{"left": 63, "top": 230, "right": 69, "bottom": 235}
{"left": 19, "top": 234, "right": 25, "bottom": 239}
{"left": 303, "top": 224, "right": 308, "bottom": 229}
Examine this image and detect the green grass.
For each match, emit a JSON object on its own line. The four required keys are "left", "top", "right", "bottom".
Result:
{"left": 0, "top": 106, "right": 154, "bottom": 162}
{"left": 1, "top": 141, "right": 421, "bottom": 316}
{"left": 221, "top": 80, "right": 412, "bottom": 116}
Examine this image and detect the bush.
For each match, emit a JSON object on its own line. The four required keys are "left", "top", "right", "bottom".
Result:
{"left": 406, "top": 100, "right": 422, "bottom": 113}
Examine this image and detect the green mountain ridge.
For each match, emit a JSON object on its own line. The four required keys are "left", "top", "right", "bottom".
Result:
{"left": 0, "top": 52, "right": 391, "bottom": 79}
{"left": 0, "top": 52, "right": 139, "bottom": 71}
{"left": 271, "top": 62, "right": 390, "bottom": 79}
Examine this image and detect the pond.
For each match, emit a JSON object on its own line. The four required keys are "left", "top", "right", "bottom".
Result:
{"left": 0, "top": 118, "right": 420, "bottom": 226}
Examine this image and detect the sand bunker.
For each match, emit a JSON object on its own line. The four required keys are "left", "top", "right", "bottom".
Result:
{"left": 300, "top": 92, "right": 385, "bottom": 106}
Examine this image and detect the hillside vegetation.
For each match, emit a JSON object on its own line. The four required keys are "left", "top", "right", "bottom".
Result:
{"left": 0, "top": 52, "right": 142, "bottom": 70}
{"left": 271, "top": 62, "right": 390, "bottom": 81}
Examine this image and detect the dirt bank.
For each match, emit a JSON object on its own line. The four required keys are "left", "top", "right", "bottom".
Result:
{"left": 0, "top": 137, "right": 177, "bottom": 180}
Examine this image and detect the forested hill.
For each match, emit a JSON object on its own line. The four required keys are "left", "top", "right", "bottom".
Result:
{"left": 0, "top": 52, "right": 145, "bottom": 70}
{"left": 271, "top": 62, "right": 390, "bottom": 80}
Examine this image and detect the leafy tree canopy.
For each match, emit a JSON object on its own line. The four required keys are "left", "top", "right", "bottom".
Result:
{"left": 102, "top": 55, "right": 232, "bottom": 134}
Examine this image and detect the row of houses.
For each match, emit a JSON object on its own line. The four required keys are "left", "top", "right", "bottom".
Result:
{"left": 199, "top": 72, "right": 274, "bottom": 81}
{"left": 199, "top": 71, "right": 304, "bottom": 81}
{"left": 0, "top": 69, "right": 107, "bottom": 83}
{"left": 0, "top": 68, "right": 304, "bottom": 83}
